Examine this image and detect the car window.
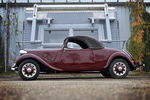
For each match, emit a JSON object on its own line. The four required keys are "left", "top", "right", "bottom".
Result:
{"left": 67, "top": 42, "right": 82, "bottom": 49}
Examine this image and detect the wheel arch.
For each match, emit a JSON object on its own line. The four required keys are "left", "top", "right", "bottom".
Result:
{"left": 15, "top": 54, "right": 62, "bottom": 71}
{"left": 16, "top": 58, "right": 55, "bottom": 72}
{"left": 108, "top": 56, "right": 134, "bottom": 71}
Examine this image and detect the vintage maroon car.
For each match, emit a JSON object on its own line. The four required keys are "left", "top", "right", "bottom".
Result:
{"left": 12, "top": 36, "right": 139, "bottom": 80}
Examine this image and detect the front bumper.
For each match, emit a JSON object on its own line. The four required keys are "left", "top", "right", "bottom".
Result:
{"left": 131, "top": 61, "right": 145, "bottom": 70}
{"left": 11, "top": 63, "right": 18, "bottom": 71}
{"left": 136, "top": 62, "right": 145, "bottom": 68}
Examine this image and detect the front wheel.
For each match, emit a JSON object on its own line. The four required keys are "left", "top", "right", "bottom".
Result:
{"left": 18, "top": 59, "right": 40, "bottom": 80}
{"left": 109, "top": 59, "right": 129, "bottom": 79}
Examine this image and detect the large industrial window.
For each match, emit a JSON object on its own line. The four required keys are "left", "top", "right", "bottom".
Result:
{"left": 38, "top": 24, "right": 107, "bottom": 48}
{"left": 44, "top": 30, "right": 69, "bottom": 43}
{"left": 74, "top": 30, "right": 99, "bottom": 40}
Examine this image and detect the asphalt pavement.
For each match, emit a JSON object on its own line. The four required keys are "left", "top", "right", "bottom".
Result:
{"left": 0, "top": 73, "right": 150, "bottom": 100}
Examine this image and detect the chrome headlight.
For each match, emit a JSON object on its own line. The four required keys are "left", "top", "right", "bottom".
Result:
{"left": 20, "top": 50, "right": 27, "bottom": 55}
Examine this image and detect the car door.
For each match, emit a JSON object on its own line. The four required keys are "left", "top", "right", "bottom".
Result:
{"left": 92, "top": 49, "right": 110, "bottom": 70}
{"left": 58, "top": 43, "right": 95, "bottom": 71}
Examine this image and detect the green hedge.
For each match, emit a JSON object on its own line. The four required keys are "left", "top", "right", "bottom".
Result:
{"left": 143, "top": 11, "right": 150, "bottom": 72}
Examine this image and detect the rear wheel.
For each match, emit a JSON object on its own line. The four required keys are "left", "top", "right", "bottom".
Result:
{"left": 101, "top": 70, "right": 111, "bottom": 78}
{"left": 18, "top": 59, "right": 40, "bottom": 80}
{"left": 109, "top": 59, "right": 129, "bottom": 79}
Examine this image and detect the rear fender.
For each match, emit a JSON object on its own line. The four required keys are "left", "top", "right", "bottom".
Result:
{"left": 16, "top": 54, "right": 62, "bottom": 71}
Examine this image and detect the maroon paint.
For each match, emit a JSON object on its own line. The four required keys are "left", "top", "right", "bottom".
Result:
{"left": 15, "top": 37, "right": 137, "bottom": 72}
{"left": 57, "top": 48, "right": 95, "bottom": 71}
{"left": 15, "top": 47, "right": 137, "bottom": 72}
{"left": 16, "top": 53, "right": 63, "bottom": 71}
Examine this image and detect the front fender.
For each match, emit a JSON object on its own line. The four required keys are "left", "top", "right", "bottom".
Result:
{"left": 16, "top": 54, "right": 62, "bottom": 71}
{"left": 104, "top": 51, "right": 135, "bottom": 69}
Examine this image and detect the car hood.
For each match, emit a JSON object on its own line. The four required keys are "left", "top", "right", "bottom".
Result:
{"left": 103, "top": 47, "right": 122, "bottom": 52}
{"left": 26, "top": 49, "right": 60, "bottom": 53}
{"left": 104, "top": 47, "right": 133, "bottom": 59}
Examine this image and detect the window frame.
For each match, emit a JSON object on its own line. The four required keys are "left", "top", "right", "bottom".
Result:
{"left": 38, "top": 24, "right": 109, "bottom": 48}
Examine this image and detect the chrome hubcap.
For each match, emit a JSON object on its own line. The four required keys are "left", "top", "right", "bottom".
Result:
{"left": 22, "top": 63, "right": 37, "bottom": 78}
{"left": 27, "top": 68, "right": 32, "bottom": 73}
{"left": 113, "top": 62, "right": 127, "bottom": 76}
{"left": 118, "top": 66, "right": 123, "bottom": 71}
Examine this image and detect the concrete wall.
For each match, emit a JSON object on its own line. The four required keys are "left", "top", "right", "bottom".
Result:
{"left": 0, "top": 4, "right": 150, "bottom": 65}
{"left": 23, "top": 8, "right": 120, "bottom": 49}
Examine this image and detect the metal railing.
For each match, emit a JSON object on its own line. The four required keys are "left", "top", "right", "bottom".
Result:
{"left": 101, "top": 40, "right": 127, "bottom": 49}
{"left": 16, "top": 40, "right": 127, "bottom": 50}
{"left": 1, "top": 0, "right": 150, "bottom": 7}
{"left": 0, "top": 0, "right": 149, "bottom": 3}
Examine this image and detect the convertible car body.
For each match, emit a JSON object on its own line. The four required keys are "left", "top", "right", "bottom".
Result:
{"left": 12, "top": 36, "right": 139, "bottom": 80}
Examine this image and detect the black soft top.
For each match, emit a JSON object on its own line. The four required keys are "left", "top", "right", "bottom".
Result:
{"left": 65, "top": 36, "right": 104, "bottom": 49}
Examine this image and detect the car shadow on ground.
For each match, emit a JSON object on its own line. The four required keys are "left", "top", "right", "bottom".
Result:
{"left": 37, "top": 76, "right": 150, "bottom": 81}
{"left": 0, "top": 76, "right": 113, "bottom": 81}
{"left": 0, "top": 75, "right": 150, "bottom": 81}
{"left": 37, "top": 76, "right": 105, "bottom": 80}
